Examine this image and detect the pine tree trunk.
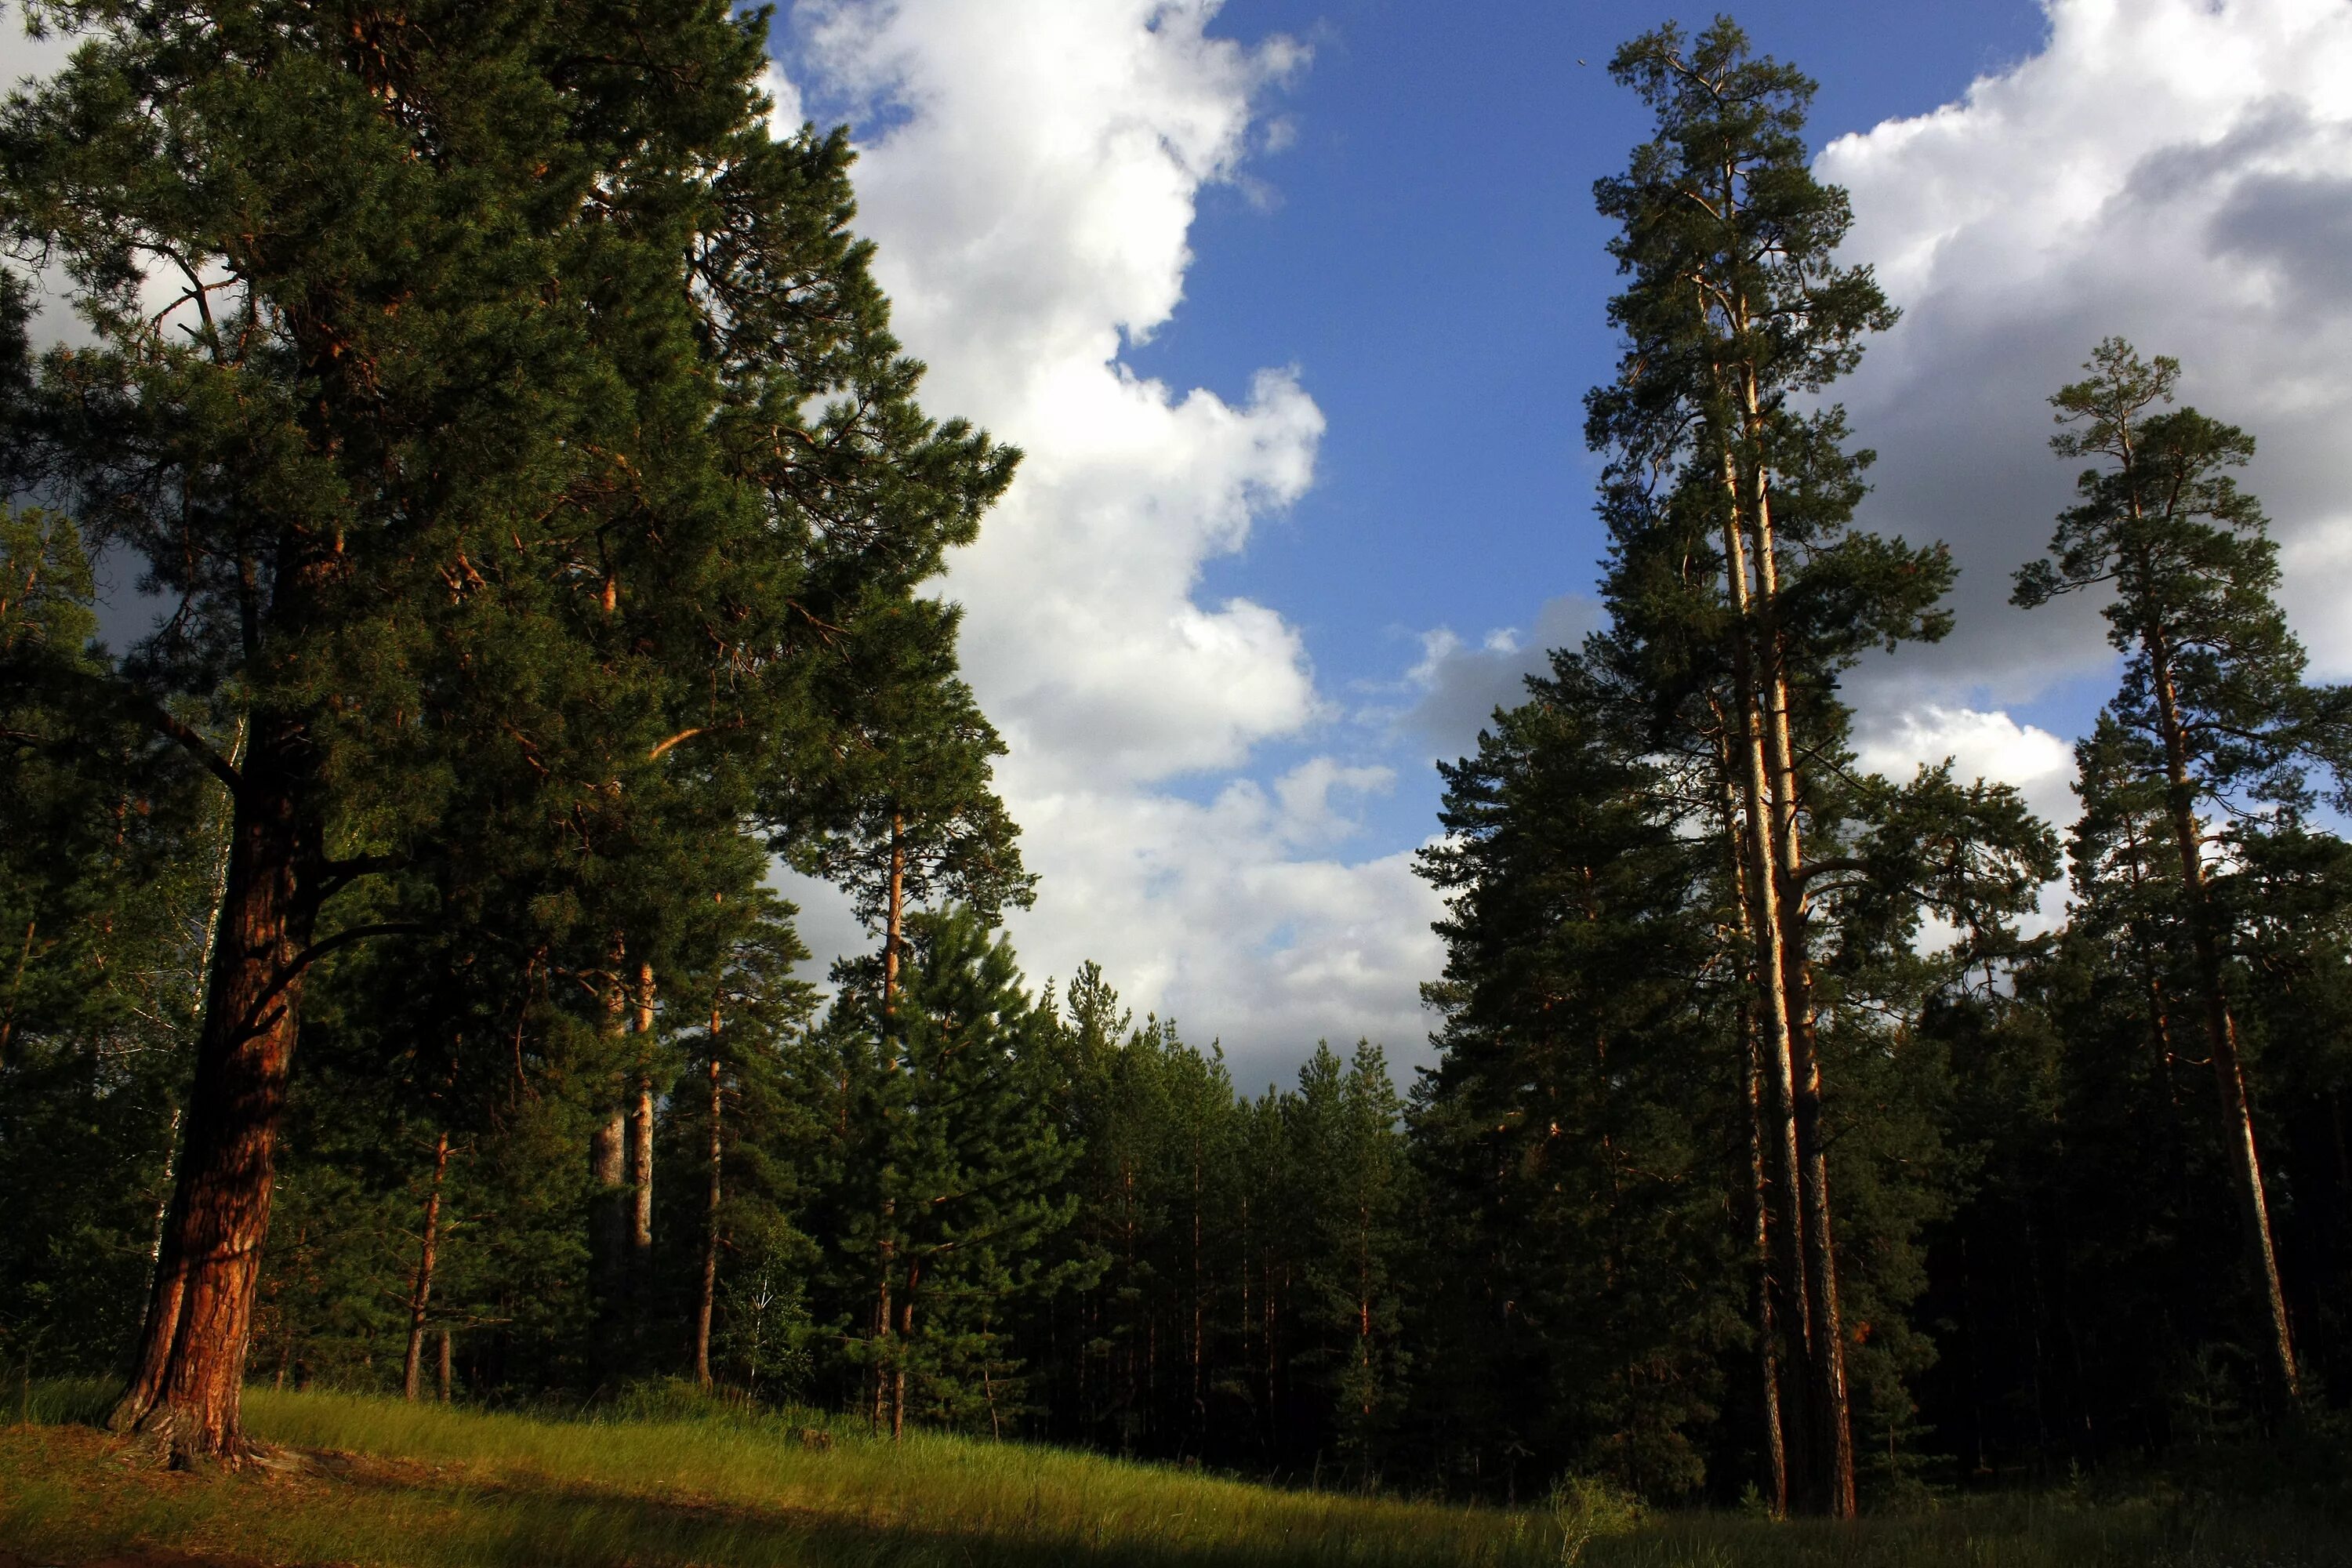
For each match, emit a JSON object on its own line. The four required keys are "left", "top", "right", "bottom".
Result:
{"left": 1192, "top": 1139, "right": 1206, "bottom": 1434}
{"left": 877, "top": 833, "right": 905, "bottom": 1429}
{"left": 1744, "top": 1005, "right": 1791, "bottom": 1516}
{"left": 436, "top": 1327, "right": 452, "bottom": 1402}
{"left": 403, "top": 1131, "right": 451, "bottom": 1402}
{"left": 1740, "top": 378, "right": 1857, "bottom": 1518}
{"left": 873, "top": 1229, "right": 894, "bottom": 1432}
{"left": 1719, "top": 741, "right": 1793, "bottom": 1515}
{"left": 696, "top": 1003, "right": 721, "bottom": 1390}
{"left": 2147, "top": 644, "right": 2300, "bottom": 1402}
{"left": 1716, "top": 472, "right": 1819, "bottom": 1507}
{"left": 883, "top": 813, "right": 906, "bottom": 1013}
{"left": 108, "top": 729, "right": 317, "bottom": 1465}
{"left": 589, "top": 946, "right": 632, "bottom": 1378}
{"left": 630, "top": 960, "right": 655, "bottom": 1278}
{"left": 893, "top": 1285, "right": 915, "bottom": 1443}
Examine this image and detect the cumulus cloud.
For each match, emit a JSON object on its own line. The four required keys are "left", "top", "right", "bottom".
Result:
{"left": 790, "top": 0, "right": 1323, "bottom": 787}
{"left": 779, "top": 1, "right": 1432, "bottom": 1071}
{"left": 999, "top": 755, "right": 1441, "bottom": 1086}
{"left": 1392, "top": 594, "right": 1605, "bottom": 764}
{"left": 1823, "top": 0, "right": 2352, "bottom": 713}
{"left": 1854, "top": 705, "right": 2077, "bottom": 838}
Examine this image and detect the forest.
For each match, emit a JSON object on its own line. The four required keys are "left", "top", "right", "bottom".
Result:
{"left": 4, "top": 0, "right": 2350, "bottom": 1540}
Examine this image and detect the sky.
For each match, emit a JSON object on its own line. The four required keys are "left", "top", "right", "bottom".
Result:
{"left": 757, "top": 0, "right": 2352, "bottom": 1087}
{"left": 12, "top": 1, "right": 2352, "bottom": 1090}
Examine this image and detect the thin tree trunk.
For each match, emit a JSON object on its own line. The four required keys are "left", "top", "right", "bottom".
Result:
{"left": 893, "top": 1287, "right": 913, "bottom": 1443}
{"left": 109, "top": 729, "right": 318, "bottom": 1465}
{"left": 590, "top": 944, "right": 631, "bottom": 1377}
{"left": 1745, "top": 1010, "right": 1791, "bottom": 1516}
{"left": 695, "top": 996, "right": 722, "bottom": 1389}
{"left": 873, "top": 1234, "right": 893, "bottom": 1432}
{"left": 1739, "top": 368, "right": 1857, "bottom": 1518}
{"left": 883, "top": 813, "right": 906, "bottom": 1013}
{"left": 1717, "top": 724, "right": 1793, "bottom": 1515}
{"left": 436, "top": 1328, "right": 452, "bottom": 1403}
{"left": 629, "top": 960, "right": 655, "bottom": 1271}
{"left": 877, "top": 822, "right": 906, "bottom": 1429}
{"left": 1192, "top": 1136, "right": 1206, "bottom": 1433}
{"left": 148, "top": 1107, "right": 183, "bottom": 1265}
{"left": 1716, "top": 451, "right": 1820, "bottom": 1512}
{"left": 403, "top": 1131, "right": 451, "bottom": 1401}
{"left": 2147, "top": 643, "right": 2300, "bottom": 1401}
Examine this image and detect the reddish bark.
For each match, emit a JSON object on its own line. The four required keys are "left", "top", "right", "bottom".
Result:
{"left": 695, "top": 1000, "right": 722, "bottom": 1389}
{"left": 402, "top": 1131, "right": 451, "bottom": 1402}
{"left": 108, "top": 732, "right": 317, "bottom": 1465}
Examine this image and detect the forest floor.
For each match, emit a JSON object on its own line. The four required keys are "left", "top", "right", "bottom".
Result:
{"left": 1, "top": 1383, "right": 2345, "bottom": 1567}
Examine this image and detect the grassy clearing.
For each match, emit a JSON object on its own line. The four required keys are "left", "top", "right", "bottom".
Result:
{"left": 1, "top": 1383, "right": 2343, "bottom": 1567}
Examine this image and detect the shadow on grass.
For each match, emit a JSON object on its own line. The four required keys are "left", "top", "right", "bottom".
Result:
{"left": 2, "top": 1416, "right": 1532, "bottom": 1568}
{"left": 11, "top": 1385, "right": 2352, "bottom": 1568}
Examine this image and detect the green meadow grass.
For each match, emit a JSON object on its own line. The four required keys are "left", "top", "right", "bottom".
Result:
{"left": 2, "top": 1381, "right": 2344, "bottom": 1566}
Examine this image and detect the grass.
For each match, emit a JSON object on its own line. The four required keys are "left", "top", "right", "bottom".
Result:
{"left": 1, "top": 1381, "right": 2344, "bottom": 1567}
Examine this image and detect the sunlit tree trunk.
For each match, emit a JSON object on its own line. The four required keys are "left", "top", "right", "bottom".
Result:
{"left": 695, "top": 996, "right": 722, "bottom": 1389}
{"left": 1738, "top": 359, "right": 1857, "bottom": 1519}
{"left": 403, "top": 1131, "right": 452, "bottom": 1401}
{"left": 1715, "top": 454, "right": 1820, "bottom": 1512}
{"left": 1720, "top": 760, "right": 1791, "bottom": 1515}
{"left": 110, "top": 728, "right": 317, "bottom": 1464}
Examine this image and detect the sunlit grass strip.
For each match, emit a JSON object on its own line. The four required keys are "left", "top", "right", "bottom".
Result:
{"left": 238, "top": 1385, "right": 1526, "bottom": 1561}
{"left": 2, "top": 1385, "right": 2347, "bottom": 1567}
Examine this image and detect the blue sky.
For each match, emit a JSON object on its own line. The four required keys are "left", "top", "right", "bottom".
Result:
{"left": 1121, "top": 1, "right": 2057, "bottom": 848}
{"left": 762, "top": 0, "right": 2352, "bottom": 1082}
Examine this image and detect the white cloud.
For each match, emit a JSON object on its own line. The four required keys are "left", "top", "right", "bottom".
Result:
{"left": 1823, "top": 0, "right": 2352, "bottom": 713}
{"left": 1392, "top": 593, "right": 1604, "bottom": 763}
{"left": 999, "top": 756, "right": 1443, "bottom": 1084}
{"left": 1853, "top": 705, "right": 2078, "bottom": 941}
{"left": 791, "top": 0, "right": 1322, "bottom": 786}
{"left": 760, "top": 61, "right": 806, "bottom": 136}
{"left": 1855, "top": 705, "right": 2076, "bottom": 833}
{"left": 779, "top": 2, "right": 1428, "bottom": 1070}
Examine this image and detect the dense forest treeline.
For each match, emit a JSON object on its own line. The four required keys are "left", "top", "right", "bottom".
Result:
{"left": 5, "top": 2, "right": 2352, "bottom": 1521}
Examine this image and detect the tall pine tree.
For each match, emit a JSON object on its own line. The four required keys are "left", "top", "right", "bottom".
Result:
{"left": 2013, "top": 339, "right": 2350, "bottom": 1406}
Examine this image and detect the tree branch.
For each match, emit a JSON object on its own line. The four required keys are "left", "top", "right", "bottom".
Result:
{"left": 134, "top": 694, "right": 242, "bottom": 794}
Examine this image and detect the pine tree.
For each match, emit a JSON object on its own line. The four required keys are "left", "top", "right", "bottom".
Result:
{"left": 1, "top": 0, "right": 1007, "bottom": 1459}
{"left": 1414, "top": 657, "right": 1744, "bottom": 1498}
{"left": 819, "top": 909, "right": 1081, "bottom": 1439}
{"left": 782, "top": 598, "right": 1032, "bottom": 1009}
{"left": 2013, "top": 339, "right": 2351, "bottom": 1405}
{"left": 1584, "top": 18, "right": 1971, "bottom": 1512}
{"left": 1285, "top": 1041, "right": 1412, "bottom": 1475}
{"left": 671, "top": 892, "right": 819, "bottom": 1390}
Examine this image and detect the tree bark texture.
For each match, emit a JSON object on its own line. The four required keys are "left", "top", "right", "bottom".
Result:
{"left": 628, "top": 960, "right": 656, "bottom": 1291}
{"left": 108, "top": 730, "right": 318, "bottom": 1464}
{"left": 403, "top": 1131, "right": 451, "bottom": 1402}
{"left": 1740, "top": 369, "right": 1857, "bottom": 1519}
{"left": 696, "top": 998, "right": 723, "bottom": 1389}
{"left": 1717, "top": 475, "right": 1821, "bottom": 1506}
{"left": 1717, "top": 739, "right": 1795, "bottom": 1515}
{"left": 884, "top": 812, "right": 906, "bottom": 1014}
{"left": 1744, "top": 1005, "right": 1791, "bottom": 1517}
